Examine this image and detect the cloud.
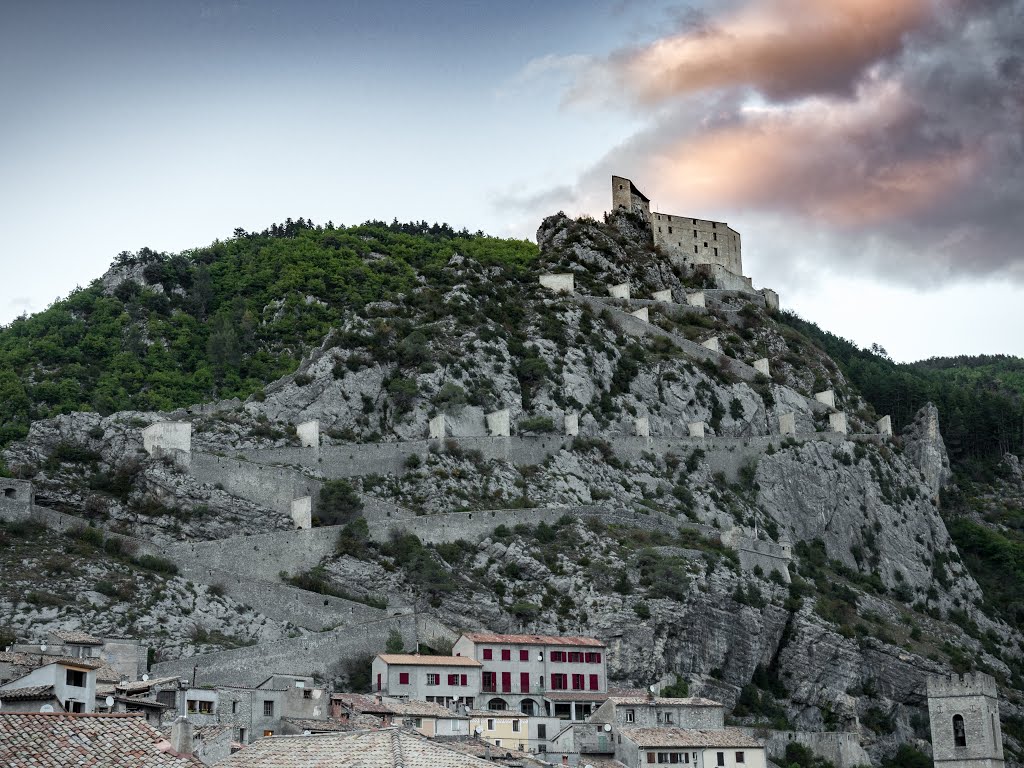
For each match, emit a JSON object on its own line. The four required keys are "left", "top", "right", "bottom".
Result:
{"left": 552, "top": 0, "right": 1024, "bottom": 286}
{"left": 572, "top": 0, "right": 934, "bottom": 104}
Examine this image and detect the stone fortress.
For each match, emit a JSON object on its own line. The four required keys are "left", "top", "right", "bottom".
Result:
{"left": 612, "top": 175, "right": 776, "bottom": 306}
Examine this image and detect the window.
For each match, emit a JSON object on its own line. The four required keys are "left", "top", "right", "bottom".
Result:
{"left": 520, "top": 649, "right": 529, "bottom": 661}
{"left": 538, "top": 724, "right": 547, "bottom": 739}
{"left": 694, "top": 245, "right": 698, "bottom": 254}
{"left": 65, "top": 669, "right": 86, "bottom": 687}
{"left": 501, "top": 672, "right": 511, "bottom": 692}
{"left": 263, "top": 701, "right": 274, "bottom": 717}
{"left": 572, "top": 674, "right": 584, "bottom": 690}
{"left": 693, "top": 229, "right": 697, "bottom": 238}
{"left": 413, "top": 718, "right": 422, "bottom": 728}
{"left": 483, "top": 648, "right": 493, "bottom": 660}
{"left": 668, "top": 227, "right": 673, "bottom": 234}
{"left": 736, "top": 752, "right": 745, "bottom": 764}
{"left": 502, "top": 649, "right": 511, "bottom": 661}
{"left": 664, "top": 712, "right": 673, "bottom": 724}
{"left": 399, "top": 672, "right": 410, "bottom": 685}
{"left": 487, "top": 718, "right": 496, "bottom": 730}
{"left": 377, "top": 673, "right": 382, "bottom": 691}
{"left": 67, "top": 701, "right": 85, "bottom": 713}
{"left": 426, "top": 674, "right": 440, "bottom": 686}
{"left": 717, "top": 752, "right": 725, "bottom": 767}
{"left": 658, "top": 227, "right": 662, "bottom": 232}
{"left": 494, "top": 740, "right": 502, "bottom": 748}
{"left": 239, "top": 728, "right": 247, "bottom": 742}
{"left": 568, "top": 652, "right": 581, "bottom": 663}
{"left": 483, "top": 672, "right": 496, "bottom": 692}
{"left": 461, "top": 674, "right": 468, "bottom": 686}
{"left": 704, "top": 242, "right": 708, "bottom": 248}
{"left": 538, "top": 745, "right": 547, "bottom": 753}
{"left": 589, "top": 674, "right": 599, "bottom": 691}
{"left": 448, "top": 673, "right": 459, "bottom": 685}
{"left": 513, "top": 720, "right": 521, "bottom": 732}
{"left": 188, "top": 700, "right": 213, "bottom": 714}
{"left": 713, "top": 233, "right": 717, "bottom": 241}
{"left": 263, "top": 730, "right": 274, "bottom": 737}
{"left": 714, "top": 248, "right": 718, "bottom": 257}
{"left": 303, "top": 689, "right": 312, "bottom": 699}
{"left": 954, "top": 714, "right": 967, "bottom": 747}
{"left": 551, "top": 674, "right": 567, "bottom": 690}
{"left": 521, "top": 672, "right": 530, "bottom": 692}
{"left": 232, "top": 701, "right": 238, "bottom": 714}
{"left": 647, "top": 753, "right": 655, "bottom": 764}
{"left": 658, "top": 753, "right": 669, "bottom": 764}
{"left": 551, "top": 651, "right": 565, "bottom": 662}
{"left": 626, "top": 709, "right": 635, "bottom": 723}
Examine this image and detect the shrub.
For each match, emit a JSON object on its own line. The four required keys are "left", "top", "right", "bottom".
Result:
{"left": 317, "top": 480, "right": 364, "bottom": 526}
{"left": 335, "top": 518, "right": 371, "bottom": 558}
{"left": 634, "top": 601, "right": 651, "bottom": 619}
{"left": 519, "top": 415, "right": 555, "bottom": 433}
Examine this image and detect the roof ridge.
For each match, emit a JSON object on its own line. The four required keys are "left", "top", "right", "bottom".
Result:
{"left": 391, "top": 729, "right": 407, "bottom": 768}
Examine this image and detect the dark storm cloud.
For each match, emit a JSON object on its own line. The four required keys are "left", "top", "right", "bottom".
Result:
{"left": 561, "top": 0, "right": 1024, "bottom": 285}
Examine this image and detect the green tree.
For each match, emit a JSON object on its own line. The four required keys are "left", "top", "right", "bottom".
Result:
{"left": 317, "top": 480, "right": 364, "bottom": 526}
{"left": 385, "top": 629, "right": 404, "bottom": 654}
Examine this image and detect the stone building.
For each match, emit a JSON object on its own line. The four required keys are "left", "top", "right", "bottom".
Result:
{"left": 927, "top": 672, "right": 1004, "bottom": 768}
{"left": 452, "top": 632, "right": 608, "bottom": 720}
{"left": 589, "top": 694, "right": 725, "bottom": 730}
{"left": 371, "top": 653, "right": 482, "bottom": 707}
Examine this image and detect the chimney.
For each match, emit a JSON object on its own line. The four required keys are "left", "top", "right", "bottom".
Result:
{"left": 170, "top": 717, "right": 194, "bottom": 756}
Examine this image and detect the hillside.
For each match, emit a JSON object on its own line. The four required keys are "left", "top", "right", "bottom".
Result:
{"left": 1, "top": 210, "right": 1023, "bottom": 766}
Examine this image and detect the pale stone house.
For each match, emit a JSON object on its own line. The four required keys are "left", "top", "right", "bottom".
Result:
{"left": 371, "top": 653, "right": 482, "bottom": 707}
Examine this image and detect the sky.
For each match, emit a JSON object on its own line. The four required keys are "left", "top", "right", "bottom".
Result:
{"left": 1, "top": 0, "right": 1021, "bottom": 362}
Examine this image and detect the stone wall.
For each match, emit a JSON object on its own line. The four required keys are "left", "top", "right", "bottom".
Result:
{"left": 740, "top": 728, "right": 870, "bottom": 768}
{"left": 0, "top": 478, "right": 33, "bottom": 519}
{"left": 189, "top": 453, "right": 319, "bottom": 514}
{"left": 153, "top": 614, "right": 420, "bottom": 687}
{"left": 540, "top": 274, "right": 575, "bottom": 294}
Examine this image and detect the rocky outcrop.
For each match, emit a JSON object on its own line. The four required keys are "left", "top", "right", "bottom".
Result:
{"left": 901, "top": 403, "right": 953, "bottom": 498}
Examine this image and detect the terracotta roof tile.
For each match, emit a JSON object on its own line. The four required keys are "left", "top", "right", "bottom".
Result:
{"left": 608, "top": 696, "right": 723, "bottom": 707}
{"left": 52, "top": 630, "right": 104, "bottom": 645}
{"left": 621, "top": 727, "right": 763, "bottom": 748}
{"left": 0, "top": 684, "right": 56, "bottom": 701}
{"left": 377, "top": 654, "right": 482, "bottom": 667}
{"left": 218, "top": 727, "right": 503, "bottom": 767}
{"left": 441, "top": 737, "right": 546, "bottom": 765}
{"left": 0, "top": 712, "right": 204, "bottom": 767}
{"left": 460, "top": 633, "right": 605, "bottom": 647}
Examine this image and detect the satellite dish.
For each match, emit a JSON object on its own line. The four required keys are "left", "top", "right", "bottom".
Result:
{"left": 303, "top": 730, "right": 311, "bottom": 735}
{"left": 649, "top": 685, "right": 656, "bottom": 693}
{"left": 105, "top": 696, "right": 115, "bottom": 708}
{"left": 603, "top": 723, "right": 612, "bottom": 732}
{"left": 142, "top": 674, "right": 150, "bottom": 682}
{"left": 474, "top": 726, "right": 483, "bottom": 735}
{"left": 39, "top": 645, "right": 47, "bottom": 652}
{"left": 40, "top": 704, "right": 54, "bottom": 713}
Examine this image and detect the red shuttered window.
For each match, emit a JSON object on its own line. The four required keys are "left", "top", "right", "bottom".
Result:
{"left": 399, "top": 672, "right": 409, "bottom": 685}
{"left": 589, "top": 674, "right": 599, "bottom": 690}
{"left": 483, "top": 649, "right": 493, "bottom": 660}
{"left": 502, "top": 649, "right": 511, "bottom": 661}
{"left": 572, "top": 674, "right": 584, "bottom": 690}
{"left": 448, "top": 674, "right": 458, "bottom": 685}
{"left": 461, "top": 674, "right": 468, "bottom": 686}
{"left": 502, "top": 672, "right": 512, "bottom": 693}
{"left": 520, "top": 672, "right": 530, "bottom": 693}
{"left": 520, "top": 650, "right": 529, "bottom": 661}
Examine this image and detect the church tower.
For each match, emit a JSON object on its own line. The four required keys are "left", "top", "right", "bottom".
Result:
{"left": 927, "top": 672, "right": 1004, "bottom": 768}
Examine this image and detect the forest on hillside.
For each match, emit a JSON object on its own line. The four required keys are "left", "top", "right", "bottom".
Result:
{"left": 0, "top": 219, "right": 537, "bottom": 448}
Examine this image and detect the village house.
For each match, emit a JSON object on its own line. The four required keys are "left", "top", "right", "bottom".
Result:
{"left": 0, "top": 656, "right": 101, "bottom": 713}
{"left": 590, "top": 694, "right": 726, "bottom": 730}
{"left": 453, "top": 632, "right": 608, "bottom": 719}
{"left": 618, "top": 727, "right": 767, "bottom": 768}
{"left": 331, "top": 691, "right": 469, "bottom": 737}
{"left": 371, "top": 652, "right": 483, "bottom": 706}
{"left": 469, "top": 707, "right": 566, "bottom": 755}
{"left": 10, "top": 629, "right": 148, "bottom": 681}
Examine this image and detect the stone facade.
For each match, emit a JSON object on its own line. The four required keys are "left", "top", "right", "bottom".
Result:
{"left": 629, "top": 307, "right": 649, "bottom": 323}
{"left": 608, "top": 282, "right": 631, "bottom": 300}
{"left": 877, "top": 415, "right": 893, "bottom": 437}
{"left": 564, "top": 412, "right": 579, "bottom": 437}
{"left": 486, "top": 409, "right": 511, "bottom": 437}
{"left": 290, "top": 497, "right": 312, "bottom": 529}
{"left": 688, "top": 422, "right": 706, "bottom": 439}
{"left": 753, "top": 358, "right": 770, "bottom": 377}
{"left": 539, "top": 273, "right": 575, "bottom": 294}
{"left": 141, "top": 421, "right": 191, "bottom": 467}
{"left": 652, "top": 289, "right": 672, "bottom": 303}
{"left": 296, "top": 420, "right": 319, "bottom": 449}
{"left": 814, "top": 391, "right": 836, "bottom": 409}
{"left": 634, "top": 417, "right": 650, "bottom": 438}
{"left": 779, "top": 413, "right": 796, "bottom": 436}
{"left": 687, "top": 292, "right": 706, "bottom": 308}
{"left": 429, "top": 414, "right": 446, "bottom": 440}
{"left": 829, "top": 412, "right": 848, "bottom": 435}
{"left": 702, "top": 337, "right": 721, "bottom": 353}
{"left": 927, "top": 672, "right": 1005, "bottom": 768}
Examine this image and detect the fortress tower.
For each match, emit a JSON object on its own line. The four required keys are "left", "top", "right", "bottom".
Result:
{"left": 927, "top": 672, "right": 1004, "bottom": 768}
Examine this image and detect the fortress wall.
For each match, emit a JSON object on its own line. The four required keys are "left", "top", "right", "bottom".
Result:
{"left": 189, "top": 453, "right": 319, "bottom": 512}
{"left": 578, "top": 297, "right": 760, "bottom": 383}
{"left": 652, "top": 213, "right": 742, "bottom": 276}
{"left": 153, "top": 615, "right": 419, "bottom": 687}
{"left": 740, "top": 729, "right": 870, "bottom": 768}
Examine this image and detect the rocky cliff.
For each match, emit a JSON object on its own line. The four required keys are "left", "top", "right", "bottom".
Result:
{"left": 1, "top": 211, "right": 1021, "bottom": 766}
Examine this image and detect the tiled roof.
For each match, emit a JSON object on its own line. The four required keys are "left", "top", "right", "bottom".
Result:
{"left": 608, "top": 696, "right": 723, "bottom": 707}
{"left": 620, "top": 727, "right": 763, "bottom": 749}
{"left": 0, "top": 684, "right": 56, "bottom": 701}
{"left": 441, "top": 737, "right": 546, "bottom": 765}
{"left": 95, "top": 663, "right": 122, "bottom": 682}
{"left": 386, "top": 698, "right": 469, "bottom": 719}
{"left": 544, "top": 691, "right": 611, "bottom": 702}
{"left": 332, "top": 693, "right": 400, "bottom": 714}
{"left": 284, "top": 717, "right": 359, "bottom": 732}
{"left": 218, "top": 727, "right": 503, "bottom": 767}
{"left": 377, "top": 654, "right": 482, "bottom": 667}
{"left": 460, "top": 633, "right": 604, "bottom": 647}
{"left": 52, "top": 629, "right": 104, "bottom": 645}
{"left": 118, "top": 675, "right": 181, "bottom": 693}
{"left": 0, "top": 712, "right": 204, "bottom": 767}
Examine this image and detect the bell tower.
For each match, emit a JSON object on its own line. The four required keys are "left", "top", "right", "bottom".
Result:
{"left": 927, "top": 672, "right": 1004, "bottom": 768}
